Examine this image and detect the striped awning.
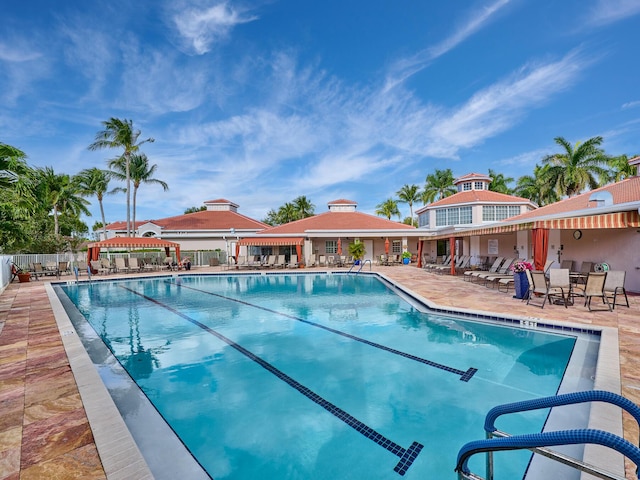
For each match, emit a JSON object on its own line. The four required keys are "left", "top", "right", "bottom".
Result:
{"left": 238, "top": 237, "right": 305, "bottom": 246}
{"left": 533, "top": 211, "right": 640, "bottom": 229}
{"left": 87, "top": 237, "right": 180, "bottom": 249}
{"left": 429, "top": 222, "right": 534, "bottom": 240}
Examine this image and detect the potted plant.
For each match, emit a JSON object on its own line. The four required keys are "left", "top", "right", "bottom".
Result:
{"left": 510, "top": 261, "right": 533, "bottom": 299}
{"left": 402, "top": 251, "right": 412, "bottom": 265}
{"left": 348, "top": 241, "right": 366, "bottom": 265}
{"left": 13, "top": 264, "right": 31, "bottom": 283}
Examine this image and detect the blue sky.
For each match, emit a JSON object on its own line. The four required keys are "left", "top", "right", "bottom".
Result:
{"left": 2, "top": 0, "right": 640, "bottom": 226}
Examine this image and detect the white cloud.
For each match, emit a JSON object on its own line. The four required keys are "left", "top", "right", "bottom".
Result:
{"left": 171, "top": 1, "right": 258, "bottom": 55}
{"left": 622, "top": 100, "right": 640, "bottom": 110}
{"left": 384, "top": 0, "right": 513, "bottom": 92}
{"left": 585, "top": 0, "right": 640, "bottom": 26}
{"left": 0, "top": 42, "right": 42, "bottom": 62}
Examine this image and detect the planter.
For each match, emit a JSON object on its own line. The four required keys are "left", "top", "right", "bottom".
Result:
{"left": 402, "top": 257, "right": 410, "bottom": 265}
{"left": 17, "top": 272, "right": 31, "bottom": 283}
{"left": 513, "top": 271, "right": 529, "bottom": 299}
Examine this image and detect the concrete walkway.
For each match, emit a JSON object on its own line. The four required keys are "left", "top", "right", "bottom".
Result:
{"left": 1, "top": 266, "right": 638, "bottom": 479}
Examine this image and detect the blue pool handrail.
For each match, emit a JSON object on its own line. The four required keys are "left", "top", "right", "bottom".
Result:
{"left": 485, "top": 390, "right": 640, "bottom": 438}
{"left": 455, "top": 390, "right": 640, "bottom": 479}
{"left": 455, "top": 429, "right": 640, "bottom": 476}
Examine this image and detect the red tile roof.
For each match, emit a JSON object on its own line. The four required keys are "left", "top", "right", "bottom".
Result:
{"left": 327, "top": 199, "right": 357, "bottom": 205}
{"left": 107, "top": 211, "right": 267, "bottom": 231}
{"left": 204, "top": 198, "right": 237, "bottom": 205}
{"left": 509, "top": 176, "right": 640, "bottom": 221}
{"left": 257, "top": 211, "right": 415, "bottom": 234}
{"left": 454, "top": 172, "right": 491, "bottom": 183}
{"left": 425, "top": 190, "right": 534, "bottom": 208}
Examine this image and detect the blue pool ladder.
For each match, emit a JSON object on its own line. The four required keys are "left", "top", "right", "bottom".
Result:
{"left": 347, "top": 259, "right": 372, "bottom": 274}
{"left": 455, "top": 390, "right": 640, "bottom": 480}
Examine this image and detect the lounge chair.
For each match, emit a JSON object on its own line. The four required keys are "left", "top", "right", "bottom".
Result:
{"left": 114, "top": 257, "right": 130, "bottom": 273}
{"left": 264, "top": 255, "right": 276, "bottom": 268}
{"left": 274, "top": 254, "right": 286, "bottom": 268}
{"left": 307, "top": 254, "right": 317, "bottom": 267}
{"left": 287, "top": 255, "right": 299, "bottom": 268}
{"left": 100, "top": 258, "right": 114, "bottom": 274}
{"left": 429, "top": 255, "right": 451, "bottom": 273}
{"left": 128, "top": 257, "right": 141, "bottom": 272}
{"left": 465, "top": 257, "right": 503, "bottom": 282}
{"left": 319, "top": 255, "right": 326, "bottom": 267}
{"left": 476, "top": 258, "right": 514, "bottom": 285}
{"left": 603, "top": 270, "right": 629, "bottom": 309}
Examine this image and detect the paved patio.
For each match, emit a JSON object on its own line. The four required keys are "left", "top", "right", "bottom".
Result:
{"left": 1, "top": 265, "right": 638, "bottom": 479}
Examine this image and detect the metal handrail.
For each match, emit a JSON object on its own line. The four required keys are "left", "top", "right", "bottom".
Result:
{"left": 347, "top": 259, "right": 372, "bottom": 274}
{"left": 456, "top": 391, "right": 640, "bottom": 480}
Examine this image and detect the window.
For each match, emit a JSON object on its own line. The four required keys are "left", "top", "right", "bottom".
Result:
{"left": 474, "top": 181, "right": 484, "bottom": 190}
{"left": 463, "top": 182, "right": 472, "bottom": 191}
{"left": 418, "top": 211, "right": 429, "bottom": 227}
{"left": 392, "top": 240, "right": 402, "bottom": 253}
{"left": 482, "top": 205, "right": 523, "bottom": 222}
{"left": 435, "top": 206, "right": 473, "bottom": 226}
{"left": 325, "top": 240, "right": 337, "bottom": 254}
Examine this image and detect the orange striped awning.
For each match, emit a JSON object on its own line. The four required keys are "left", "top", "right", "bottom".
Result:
{"left": 533, "top": 211, "right": 640, "bottom": 230}
{"left": 429, "top": 222, "right": 534, "bottom": 240}
{"left": 87, "top": 237, "right": 180, "bottom": 249}
{"left": 238, "top": 237, "right": 305, "bottom": 246}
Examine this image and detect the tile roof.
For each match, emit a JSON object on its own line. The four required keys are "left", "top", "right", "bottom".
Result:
{"left": 508, "top": 176, "right": 640, "bottom": 221}
{"left": 108, "top": 211, "right": 267, "bottom": 231}
{"left": 454, "top": 172, "right": 491, "bottom": 183}
{"left": 257, "top": 211, "right": 415, "bottom": 234}
{"left": 327, "top": 199, "right": 357, "bottom": 205}
{"left": 424, "top": 190, "right": 534, "bottom": 208}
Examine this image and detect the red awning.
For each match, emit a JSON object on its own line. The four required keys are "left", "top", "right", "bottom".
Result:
{"left": 238, "top": 237, "right": 305, "bottom": 246}
{"left": 533, "top": 211, "right": 640, "bottom": 229}
{"left": 86, "top": 237, "right": 181, "bottom": 266}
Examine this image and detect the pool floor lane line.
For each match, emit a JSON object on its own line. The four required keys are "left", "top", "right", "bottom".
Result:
{"left": 173, "top": 281, "right": 477, "bottom": 382}
{"left": 121, "top": 286, "right": 424, "bottom": 476}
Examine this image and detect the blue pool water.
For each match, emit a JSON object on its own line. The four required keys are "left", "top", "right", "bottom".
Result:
{"left": 61, "top": 273, "right": 581, "bottom": 479}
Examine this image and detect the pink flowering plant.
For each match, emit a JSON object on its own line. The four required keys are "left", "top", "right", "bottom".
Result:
{"left": 510, "top": 260, "right": 533, "bottom": 273}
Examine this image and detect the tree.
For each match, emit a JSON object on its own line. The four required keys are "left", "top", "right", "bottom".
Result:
{"left": 75, "top": 167, "right": 112, "bottom": 240}
{"left": 184, "top": 206, "right": 207, "bottom": 214}
{"left": 88, "top": 118, "right": 154, "bottom": 237}
{"left": 108, "top": 153, "right": 168, "bottom": 237}
{"left": 292, "top": 195, "right": 315, "bottom": 218}
{"left": 607, "top": 154, "right": 638, "bottom": 182}
{"left": 375, "top": 198, "right": 400, "bottom": 220}
{"left": 396, "top": 184, "right": 421, "bottom": 226}
{"left": 487, "top": 169, "right": 514, "bottom": 194}
{"left": 542, "top": 136, "right": 609, "bottom": 197}
{"left": 514, "top": 164, "right": 558, "bottom": 206}
{"left": 422, "top": 168, "right": 456, "bottom": 204}
{"left": 35, "top": 167, "right": 90, "bottom": 238}
{"left": 277, "top": 202, "right": 299, "bottom": 224}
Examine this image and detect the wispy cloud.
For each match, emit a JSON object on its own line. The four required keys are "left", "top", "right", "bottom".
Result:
{"left": 622, "top": 100, "right": 640, "bottom": 110}
{"left": 585, "top": 0, "right": 640, "bottom": 26}
{"left": 0, "top": 42, "right": 42, "bottom": 62}
{"left": 171, "top": 1, "right": 258, "bottom": 55}
{"left": 0, "top": 35, "right": 49, "bottom": 104}
{"left": 384, "top": 0, "right": 513, "bottom": 92}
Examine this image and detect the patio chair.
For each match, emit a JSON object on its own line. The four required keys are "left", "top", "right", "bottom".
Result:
{"left": 477, "top": 258, "right": 515, "bottom": 286}
{"left": 100, "top": 258, "right": 113, "bottom": 274}
{"left": 546, "top": 268, "right": 571, "bottom": 308}
{"left": 319, "top": 255, "right": 326, "bottom": 267}
{"left": 31, "top": 262, "right": 45, "bottom": 280}
{"left": 526, "top": 271, "right": 549, "bottom": 308}
{"left": 570, "top": 261, "right": 593, "bottom": 285}
{"left": 560, "top": 259, "right": 573, "bottom": 270}
{"left": 287, "top": 255, "right": 299, "bottom": 268}
{"left": 307, "top": 254, "right": 316, "bottom": 267}
{"left": 466, "top": 257, "right": 504, "bottom": 282}
{"left": 274, "top": 254, "right": 286, "bottom": 268}
{"left": 574, "top": 272, "right": 611, "bottom": 311}
{"left": 603, "top": 270, "right": 629, "bottom": 309}
{"left": 128, "top": 257, "right": 141, "bottom": 272}
{"left": 57, "top": 261, "right": 69, "bottom": 276}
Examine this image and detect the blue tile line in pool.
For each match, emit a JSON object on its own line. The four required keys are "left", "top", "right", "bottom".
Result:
{"left": 120, "top": 285, "right": 425, "bottom": 476}
{"left": 170, "top": 280, "right": 478, "bottom": 382}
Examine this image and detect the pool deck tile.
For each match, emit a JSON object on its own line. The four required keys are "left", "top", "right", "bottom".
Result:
{"left": 0, "top": 265, "right": 639, "bottom": 479}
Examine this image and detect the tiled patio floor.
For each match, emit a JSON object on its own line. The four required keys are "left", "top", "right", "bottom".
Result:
{"left": 1, "top": 266, "right": 638, "bottom": 479}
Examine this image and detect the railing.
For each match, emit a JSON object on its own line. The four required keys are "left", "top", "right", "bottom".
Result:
{"left": 347, "top": 259, "right": 372, "bottom": 274}
{"left": 455, "top": 390, "right": 640, "bottom": 480}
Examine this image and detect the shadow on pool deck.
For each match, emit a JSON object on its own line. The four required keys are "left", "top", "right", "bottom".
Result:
{"left": 1, "top": 265, "right": 639, "bottom": 479}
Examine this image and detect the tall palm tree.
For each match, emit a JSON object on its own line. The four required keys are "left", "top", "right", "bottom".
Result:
{"left": 514, "top": 164, "right": 558, "bottom": 206}
{"left": 375, "top": 198, "right": 400, "bottom": 220}
{"left": 487, "top": 169, "right": 514, "bottom": 194}
{"left": 277, "top": 202, "right": 299, "bottom": 224}
{"left": 108, "top": 153, "right": 168, "bottom": 237}
{"left": 36, "top": 167, "right": 90, "bottom": 237}
{"left": 292, "top": 195, "right": 315, "bottom": 218}
{"left": 88, "top": 118, "right": 154, "bottom": 236}
{"left": 396, "top": 184, "right": 421, "bottom": 226}
{"left": 422, "top": 168, "right": 456, "bottom": 204}
{"left": 542, "top": 136, "right": 609, "bottom": 197}
{"left": 75, "top": 167, "right": 112, "bottom": 240}
{"left": 0, "top": 142, "right": 36, "bottom": 213}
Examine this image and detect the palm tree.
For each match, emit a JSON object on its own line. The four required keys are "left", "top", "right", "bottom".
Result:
{"left": 396, "top": 184, "right": 421, "bottom": 226}
{"left": 514, "top": 164, "right": 558, "bottom": 206}
{"left": 292, "top": 195, "right": 315, "bottom": 218}
{"left": 487, "top": 169, "right": 514, "bottom": 194}
{"left": 88, "top": 118, "right": 154, "bottom": 236}
{"left": 542, "top": 136, "right": 609, "bottom": 197}
{"left": 375, "top": 198, "right": 400, "bottom": 220}
{"left": 75, "top": 167, "right": 112, "bottom": 240}
{"left": 36, "top": 167, "right": 90, "bottom": 237}
{"left": 277, "top": 202, "right": 299, "bottom": 224}
{"left": 607, "top": 154, "right": 638, "bottom": 182}
{"left": 109, "top": 153, "right": 168, "bottom": 236}
{"left": 422, "top": 168, "right": 456, "bottom": 204}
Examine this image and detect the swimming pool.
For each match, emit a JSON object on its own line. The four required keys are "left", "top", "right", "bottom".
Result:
{"left": 58, "top": 273, "right": 598, "bottom": 479}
